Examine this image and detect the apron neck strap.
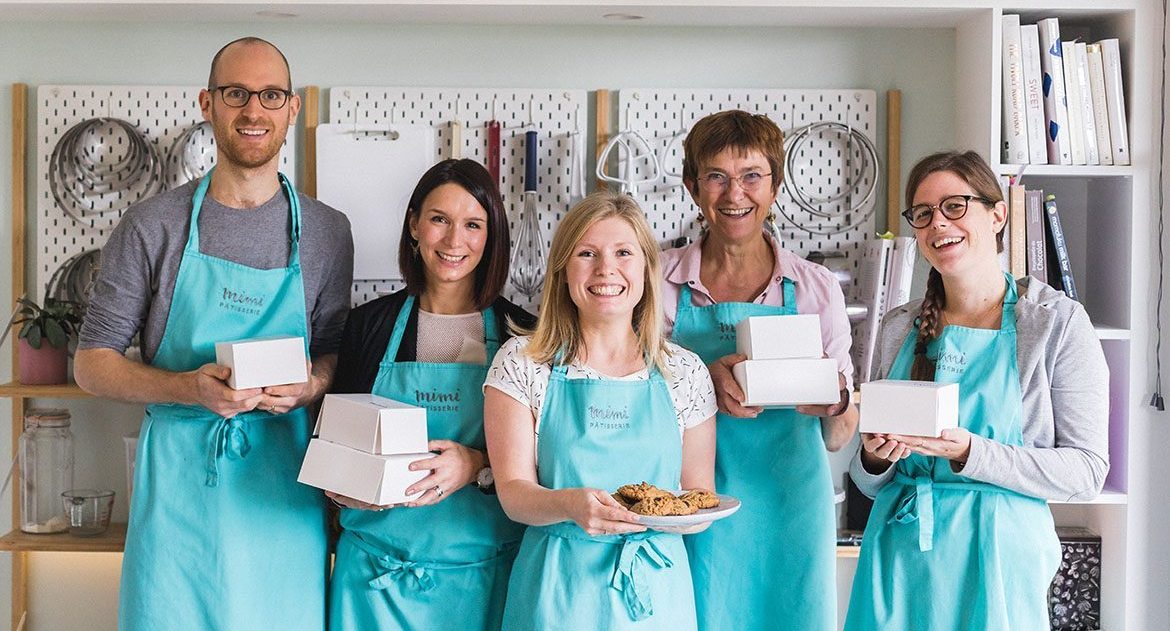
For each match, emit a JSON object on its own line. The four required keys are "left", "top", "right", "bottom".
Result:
{"left": 188, "top": 169, "right": 302, "bottom": 262}
{"left": 386, "top": 294, "right": 500, "bottom": 363}
{"left": 780, "top": 276, "right": 797, "bottom": 309}
{"left": 999, "top": 273, "right": 1019, "bottom": 331}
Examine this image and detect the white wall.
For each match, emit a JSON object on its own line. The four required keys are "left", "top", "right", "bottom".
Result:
{"left": 0, "top": 17, "right": 955, "bottom": 630}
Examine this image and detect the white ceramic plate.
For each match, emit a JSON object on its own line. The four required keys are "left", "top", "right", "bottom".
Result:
{"left": 634, "top": 494, "right": 742, "bottom": 527}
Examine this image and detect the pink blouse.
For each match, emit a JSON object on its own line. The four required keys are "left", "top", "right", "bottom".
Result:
{"left": 660, "top": 234, "right": 855, "bottom": 391}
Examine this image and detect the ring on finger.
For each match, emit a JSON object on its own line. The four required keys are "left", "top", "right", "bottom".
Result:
{"left": 433, "top": 486, "right": 444, "bottom": 498}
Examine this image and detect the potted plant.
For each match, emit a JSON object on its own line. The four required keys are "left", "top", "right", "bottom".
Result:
{"left": 10, "top": 296, "right": 84, "bottom": 385}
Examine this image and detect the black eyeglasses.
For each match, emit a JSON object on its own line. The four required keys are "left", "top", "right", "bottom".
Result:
{"left": 212, "top": 86, "right": 293, "bottom": 110}
{"left": 902, "top": 194, "right": 992, "bottom": 229}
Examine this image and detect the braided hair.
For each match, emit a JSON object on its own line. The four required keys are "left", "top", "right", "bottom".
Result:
{"left": 904, "top": 151, "right": 1005, "bottom": 381}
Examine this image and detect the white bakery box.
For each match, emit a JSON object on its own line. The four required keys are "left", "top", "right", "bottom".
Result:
{"left": 731, "top": 358, "right": 839, "bottom": 407}
{"left": 735, "top": 314, "right": 824, "bottom": 360}
{"left": 859, "top": 380, "right": 959, "bottom": 437}
{"left": 214, "top": 335, "right": 308, "bottom": 390}
{"left": 313, "top": 393, "right": 428, "bottom": 455}
{"left": 298, "top": 439, "right": 430, "bottom": 505}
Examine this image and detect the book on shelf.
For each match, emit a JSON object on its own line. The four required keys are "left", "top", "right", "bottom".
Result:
{"left": 1073, "top": 42, "right": 1101, "bottom": 165}
{"left": 1060, "top": 37, "right": 1087, "bottom": 165}
{"left": 1020, "top": 24, "right": 1049, "bottom": 165}
{"left": 1086, "top": 43, "right": 1115, "bottom": 165}
{"left": 1025, "top": 188, "right": 1048, "bottom": 285}
{"left": 1001, "top": 14, "right": 1030, "bottom": 164}
{"left": 1037, "top": 18, "right": 1072, "bottom": 165}
{"left": 1098, "top": 38, "right": 1130, "bottom": 166}
{"left": 1043, "top": 193, "right": 1079, "bottom": 301}
{"left": 1008, "top": 183, "right": 1027, "bottom": 279}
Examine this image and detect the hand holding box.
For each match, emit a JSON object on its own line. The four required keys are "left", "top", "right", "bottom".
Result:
{"left": 315, "top": 393, "right": 428, "bottom": 455}
{"left": 297, "top": 439, "right": 430, "bottom": 505}
{"left": 859, "top": 380, "right": 959, "bottom": 437}
{"left": 735, "top": 314, "right": 823, "bottom": 360}
{"left": 214, "top": 336, "right": 308, "bottom": 390}
{"left": 732, "top": 358, "right": 840, "bottom": 407}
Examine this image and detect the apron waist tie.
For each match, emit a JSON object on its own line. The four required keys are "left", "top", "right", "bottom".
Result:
{"left": 891, "top": 472, "right": 1022, "bottom": 552}
{"left": 206, "top": 416, "right": 252, "bottom": 487}
{"left": 538, "top": 522, "right": 675, "bottom": 621}
{"left": 343, "top": 531, "right": 512, "bottom": 594}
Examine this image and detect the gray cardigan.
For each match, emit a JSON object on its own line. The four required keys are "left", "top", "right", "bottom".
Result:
{"left": 850, "top": 277, "right": 1110, "bottom": 502}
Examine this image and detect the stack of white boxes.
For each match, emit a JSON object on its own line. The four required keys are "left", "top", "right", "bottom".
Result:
{"left": 297, "top": 394, "right": 432, "bottom": 505}
{"left": 731, "top": 315, "right": 840, "bottom": 407}
{"left": 859, "top": 380, "right": 959, "bottom": 437}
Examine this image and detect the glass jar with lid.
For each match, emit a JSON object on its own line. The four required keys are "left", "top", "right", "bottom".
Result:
{"left": 19, "top": 408, "right": 74, "bottom": 534}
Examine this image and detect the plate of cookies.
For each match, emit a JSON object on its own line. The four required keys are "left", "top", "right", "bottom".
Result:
{"left": 612, "top": 482, "right": 741, "bottom": 528}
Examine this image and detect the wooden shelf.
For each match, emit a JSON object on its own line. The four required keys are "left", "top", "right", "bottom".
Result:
{"left": 836, "top": 545, "right": 861, "bottom": 558}
{"left": 996, "top": 163, "right": 1135, "bottom": 178}
{"left": 0, "top": 523, "right": 126, "bottom": 553}
{"left": 0, "top": 382, "right": 91, "bottom": 399}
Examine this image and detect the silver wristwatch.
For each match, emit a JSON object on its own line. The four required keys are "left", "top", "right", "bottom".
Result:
{"left": 475, "top": 466, "right": 495, "bottom": 495}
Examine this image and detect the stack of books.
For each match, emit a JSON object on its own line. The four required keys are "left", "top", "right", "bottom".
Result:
{"left": 853, "top": 235, "right": 917, "bottom": 383}
{"left": 1001, "top": 15, "right": 1129, "bottom": 166}
{"left": 1002, "top": 181, "right": 1078, "bottom": 301}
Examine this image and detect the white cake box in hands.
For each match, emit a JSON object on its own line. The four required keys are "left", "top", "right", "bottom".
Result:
{"left": 314, "top": 393, "right": 429, "bottom": 455}
{"left": 297, "top": 438, "right": 431, "bottom": 505}
{"left": 735, "top": 314, "right": 824, "bottom": 360}
{"left": 731, "top": 358, "right": 840, "bottom": 407}
{"left": 214, "top": 336, "right": 308, "bottom": 390}
{"left": 859, "top": 380, "right": 959, "bottom": 437}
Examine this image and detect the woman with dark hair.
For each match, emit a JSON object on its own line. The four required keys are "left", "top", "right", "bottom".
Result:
{"left": 661, "top": 110, "right": 857, "bottom": 631}
{"left": 327, "top": 158, "right": 533, "bottom": 630}
{"left": 845, "top": 151, "right": 1109, "bottom": 629}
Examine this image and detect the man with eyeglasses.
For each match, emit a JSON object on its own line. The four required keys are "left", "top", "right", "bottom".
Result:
{"left": 75, "top": 37, "right": 352, "bottom": 630}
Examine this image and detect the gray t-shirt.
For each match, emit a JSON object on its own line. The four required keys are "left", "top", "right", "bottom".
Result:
{"left": 79, "top": 180, "right": 354, "bottom": 362}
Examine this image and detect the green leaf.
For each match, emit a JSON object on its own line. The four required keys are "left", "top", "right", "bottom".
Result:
{"left": 24, "top": 325, "right": 42, "bottom": 350}
{"left": 44, "top": 319, "right": 66, "bottom": 349}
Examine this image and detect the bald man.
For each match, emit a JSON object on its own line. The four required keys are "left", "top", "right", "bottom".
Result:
{"left": 76, "top": 37, "right": 352, "bottom": 630}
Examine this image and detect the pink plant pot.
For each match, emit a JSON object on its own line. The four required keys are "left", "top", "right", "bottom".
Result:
{"left": 17, "top": 338, "right": 69, "bottom": 385}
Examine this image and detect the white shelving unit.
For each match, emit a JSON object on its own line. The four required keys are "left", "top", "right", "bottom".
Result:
{"left": 0, "top": 2, "right": 1160, "bottom": 630}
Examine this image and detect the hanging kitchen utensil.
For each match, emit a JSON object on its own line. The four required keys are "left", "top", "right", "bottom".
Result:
{"left": 659, "top": 108, "right": 688, "bottom": 187}
{"left": 486, "top": 119, "right": 501, "bottom": 185}
{"left": 595, "top": 127, "right": 659, "bottom": 195}
{"left": 46, "top": 249, "right": 102, "bottom": 310}
{"left": 49, "top": 117, "right": 163, "bottom": 230}
{"left": 449, "top": 119, "right": 463, "bottom": 159}
{"left": 567, "top": 106, "right": 586, "bottom": 206}
{"left": 509, "top": 129, "right": 548, "bottom": 299}
{"left": 165, "top": 121, "right": 216, "bottom": 189}
{"left": 315, "top": 122, "right": 436, "bottom": 281}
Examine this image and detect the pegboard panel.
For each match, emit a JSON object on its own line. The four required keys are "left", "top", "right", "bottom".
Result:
{"left": 329, "top": 87, "right": 587, "bottom": 310}
{"left": 614, "top": 89, "right": 878, "bottom": 297}
{"left": 34, "top": 85, "right": 297, "bottom": 302}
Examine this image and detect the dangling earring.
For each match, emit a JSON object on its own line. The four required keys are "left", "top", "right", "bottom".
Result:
{"left": 411, "top": 240, "right": 420, "bottom": 257}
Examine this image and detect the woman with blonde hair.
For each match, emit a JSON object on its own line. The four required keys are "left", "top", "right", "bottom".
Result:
{"left": 845, "top": 151, "right": 1108, "bottom": 629}
{"left": 484, "top": 191, "right": 717, "bottom": 630}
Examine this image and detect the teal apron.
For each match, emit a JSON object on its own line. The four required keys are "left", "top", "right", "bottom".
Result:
{"left": 672, "top": 281, "right": 836, "bottom": 631}
{"left": 329, "top": 295, "right": 524, "bottom": 630}
{"left": 844, "top": 274, "right": 1061, "bottom": 630}
{"left": 119, "top": 171, "right": 328, "bottom": 630}
{"left": 501, "top": 359, "right": 698, "bottom": 630}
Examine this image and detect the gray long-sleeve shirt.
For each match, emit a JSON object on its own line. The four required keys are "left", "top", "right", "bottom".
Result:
{"left": 850, "top": 276, "right": 1110, "bottom": 502}
{"left": 79, "top": 180, "right": 354, "bottom": 362}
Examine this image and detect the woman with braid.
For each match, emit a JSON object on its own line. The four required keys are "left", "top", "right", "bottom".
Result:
{"left": 844, "top": 151, "right": 1109, "bottom": 630}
